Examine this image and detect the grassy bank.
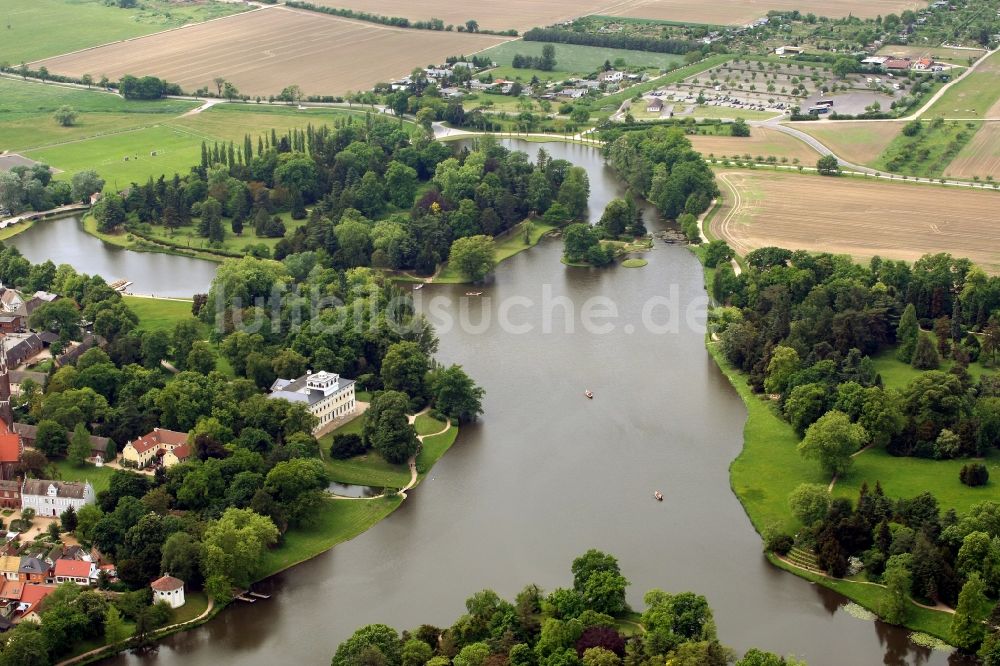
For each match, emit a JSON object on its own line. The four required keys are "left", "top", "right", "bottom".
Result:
{"left": 434, "top": 219, "right": 557, "bottom": 283}
{"left": 122, "top": 296, "right": 195, "bottom": 332}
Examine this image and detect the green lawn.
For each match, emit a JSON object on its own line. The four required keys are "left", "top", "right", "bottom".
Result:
{"left": 1, "top": 0, "right": 249, "bottom": 63}
{"left": 414, "top": 413, "right": 446, "bottom": 436}
{"left": 683, "top": 106, "right": 783, "bottom": 121}
{"left": 871, "top": 347, "right": 995, "bottom": 390}
{"left": 123, "top": 295, "right": 195, "bottom": 333}
{"left": 415, "top": 426, "right": 458, "bottom": 477}
{"left": 51, "top": 459, "right": 117, "bottom": 493}
{"left": 169, "top": 591, "right": 209, "bottom": 625}
{"left": 257, "top": 496, "right": 403, "bottom": 576}
{"left": 319, "top": 415, "right": 413, "bottom": 488}
{"left": 924, "top": 52, "right": 1000, "bottom": 119}
{"left": 479, "top": 41, "right": 685, "bottom": 81}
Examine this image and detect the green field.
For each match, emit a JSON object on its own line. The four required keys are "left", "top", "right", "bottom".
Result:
{"left": 871, "top": 347, "right": 996, "bottom": 389}
{"left": 415, "top": 425, "right": 458, "bottom": 475}
{"left": 320, "top": 414, "right": 412, "bottom": 488}
{"left": 435, "top": 219, "right": 557, "bottom": 283}
{"left": 681, "top": 105, "right": 783, "bottom": 121}
{"left": 873, "top": 119, "right": 979, "bottom": 178}
{"left": 51, "top": 459, "right": 117, "bottom": 493}
{"left": 924, "top": 51, "right": 1000, "bottom": 119}
{"left": 123, "top": 295, "right": 195, "bottom": 333}
{"left": 414, "top": 413, "right": 446, "bottom": 436}
{"left": 481, "top": 41, "right": 685, "bottom": 78}
{"left": 258, "top": 496, "right": 403, "bottom": 576}
{"left": 1, "top": 0, "right": 249, "bottom": 64}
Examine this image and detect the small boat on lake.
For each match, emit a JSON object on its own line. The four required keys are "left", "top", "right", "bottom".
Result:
{"left": 585, "top": 390, "right": 594, "bottom": 399}
{"left": 413, "top": 284, "right": 424, "bottom": 290}
{"left": 654, "top": 491, "right": 663, "bottom": 501}
{"left": 465, "top": 291, "right": 483, "bottom": 296}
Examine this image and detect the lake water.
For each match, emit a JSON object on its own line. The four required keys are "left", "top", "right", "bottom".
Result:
{"left": 7, "top": 216, "right": 217, "bottom": 298}
{"left": 29, "top": 142, "right": 963, "bottom": 665}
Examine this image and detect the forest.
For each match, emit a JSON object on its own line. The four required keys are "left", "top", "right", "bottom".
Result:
{"left": 328, "top": 550, "right": 806, "bottom": 666}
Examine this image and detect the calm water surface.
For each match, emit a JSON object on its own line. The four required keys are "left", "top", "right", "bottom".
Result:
{"left": 37, "top": 141, "right": 962, "bottom": 666}
{"left": 8, "top": 216, "right": 217, "bottom": 297}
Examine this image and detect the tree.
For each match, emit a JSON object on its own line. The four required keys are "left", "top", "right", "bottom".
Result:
{"left": 563, "top": 223, "right": 600, "bottom": 264}
{"left": 428, "top": 365, "right": 484, "bottom": 423}
{"left": 911, "top": 333, "right": 940, "bottom": 370}
{"left": 160, "top": 531, "right": 203, "bottom": 586}
{"left": 30, "top": 299, "right": 80, "bottom": 341}
{"left": 104, "top": 606, "right": 129, "bottom": 646}
{"left": 879, "top": 554, "right": 912, "bottom": 625}
{"left": 363, "top": 391, "right": 419, "bottom": 465}
{"left": 465, "top": 19, "right": 479, "bottom": 32}
{"left": 816, "top": 155, "right": 840, "bottom": 176}
{"left": 186, "top": 341, "right": 217, "bottom": 375}
{"left": 53, "top": 106, "right": 77, "bottom": 127}
{"left": 797, "top": 410, "right": 867, "bottom": 478}
{"left": 896, "top": 303, "right": 919, "bottom": 362}
{"left": 402, "top": 638, "right": 433, "bottom": 666}
{"left": 981, "top": 631, "right": 1000, "bottom": 666}
{"left": 558, "top": 167, "right": 590, "bottom": 219}
{"left": 764, "top": 346, "right": 800, "bottom": 396}
{"left": 332, "top": 624, "right": 402, "bottom": 666}
{"left": 952, "top": 573, "right": 988, "bottom": 650}
{"left": 67, "top": 423, "right": 92, "bottom": 467}
{"left": 200, "top": 508, "right": 279, "bottom": 589}
{"left": 0, "top": 624, "right": 50, "bottom": 666}
{"left": 787, "top": 483, "right": 830, "bottom": 526}
{"left": 454, "top": 643, "right": 490, "bottom": 666}
{"left": 70, "top": 170, "right": 104, "bottom": 203}
{"left": 35, "top": 419, "right": 69, "bottom": 458}
{"left": 380, "top": 342, "right": 429, "bottom": 398}
{"left": 171, "top": 318, "right": 202, "bottom": 370}
{"left": 60, "top": 505, "right": 78, "bottom": 532}
{"left": 448, "top": 235, "right": 496, "bottom": 282}
{"left": 385, "top": 162, "right": 418, "bottom": 208}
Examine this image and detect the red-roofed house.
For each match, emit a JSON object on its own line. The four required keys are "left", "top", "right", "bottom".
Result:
{"left": 162, "top": 445, "right": 192, "bottom": 468}
{"left": 913, "top": 57, "right": 934, "bottom": 70}
{"left": 0, "top": 579, "right": 23, "bottom": 601}
{"left": 53, "top": 559, "right": 95, "bottom": 586}
{"left": 17, "top": 584, "right": 56, "bottom": 622}
{"left": 0, "top": 481, "right": 18, "bottom": 509}
{"left": 884, "top": 58, "right": 911, "bottom": 70}
{"left": 121, "top": 428, "right": 189, "bottom": 469}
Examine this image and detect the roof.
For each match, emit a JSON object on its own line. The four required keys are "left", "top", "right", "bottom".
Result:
{"left": 22, "top": 479, "right": 91, "bottom": 499}
{"left": 269, "top": 373, "right": 354, "bottom": 407}
{"left": 885, "top": 58, "right": 911, "bottom": 68}
{"left": 0, "top": 292, "right": 21, "bottom": 306}
{"left": 36, "top": 331, "right": 59, "bottom": 344}
{"left": 167, "top": 444, "right": 191, "bottom": 461}
{"left": 0, "top": 580, "right": 23, "bottom": 600}
{"left": 18, "top": 584, "right": 55, "bottom": 613}
{"left": 150, "top": 575, "right": 184, "bottom": 592}
{"left": 0, "top": 433, "right": 19, "bottom": 464}
{"left": 18, "top": 557, "right": 48, "bottom": 575}
{"left": 10, "top": 370, "right": 45, "bottom": 386}
{"left": 54, "top": 559, "right": 91, "bottom": 578}
{"left": 0, "top": 480, "right": 18, "bottom": 492}
{"left": 0, "top": 555, "right": 20, "bottom": 573}
{"left": 126, "top": 428, "right": 188, "bottom": 455}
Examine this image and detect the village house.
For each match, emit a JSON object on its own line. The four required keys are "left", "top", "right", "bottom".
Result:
{"left": 4, "top": 333, "right": 42, "bottom": 368}
{"left": 0, "top": 317, "right": 19, "bottom": 335}
{"left": 774, "top": 45, "right": 804, "bottom": 56}
{"left": 0, "top": 291, "right": 23, "bottom": 315}
{"left": 161, "top": 444, "right": 192, "bottom": 468}
{"left": 0, "top": 481, "right": 19, "bottom": 510}
{"left": 912, "top": 57, "right": 934, "bottom": 70}
{"left": 14, "top": 423, "right": 110, "bottom": 462}
{"left": 16, "top": 584, "right": 55, "bottom": 623}
{"left": 598, "top": 70, "right": 625, "bottom": 84}
{"left": 121, "top": 428, "right": 188, "bottom": 469}
{"left": 53, "top": 559, "right": 95, "bottom": 586}
{"left": 18, "top": 557, "right": 49, "bottom": 584}
{"left": 269, "top": 370, "right": 356, "bottom": 434}
{"left": 0, "top": 579, "right": 22, "bottom": 606}
{"left": 0, "top": 556, "right": 19, "bottom": 581}
{"left": 884, "top": 58, "right": 912, "bottom": 71}
{"left": 646, "top": 97, "right": 664, "bottom": 113}
{"left": 150, "top": 575, "right": 185, "bottom": 609}
{"left": 21, "top": 479, "right": 95, "bottom": 518}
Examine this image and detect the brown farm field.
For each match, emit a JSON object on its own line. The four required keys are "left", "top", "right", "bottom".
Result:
{"left": 30, "top": 6, "right": 511, "bottom": 97}
{"left": 711, "top": 170, "right": 1000, "bottom": 273}
{"left": 945, "top": 122, "right": 1000, "bottom": 180}
{"left": 689, "top": 127, "right": 819, "bottom": 163}
{"left": 294, "top": 0, "right": 924, "bottom": 30}
{"left": 785, "top": 121, "right": 904, "bottom": 166}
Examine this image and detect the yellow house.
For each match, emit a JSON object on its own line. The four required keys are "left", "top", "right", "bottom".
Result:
{"left": 0, "top": 555, "right": 19, "bottom": 581}
{"left": 121, "top": 428, "right": 188, "bottom": 469}
{"left": 161, "top": 445, "right": 192, "bottom": 468}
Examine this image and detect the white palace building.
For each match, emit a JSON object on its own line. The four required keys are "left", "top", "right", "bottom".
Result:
{"left": 268, "top": 371, "right": 357, "bottom": 434}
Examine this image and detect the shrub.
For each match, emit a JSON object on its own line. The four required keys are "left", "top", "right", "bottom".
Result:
{"left": 768, "top": 534, "right": 794, "bottom": 555}
{"left": 960, "top": 463, "right": 989, "bottom": 487}
{"left": 330, "top": 433, "right": 366, "bottom": 459}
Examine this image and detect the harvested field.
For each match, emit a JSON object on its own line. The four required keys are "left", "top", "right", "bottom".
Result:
{"left": 788, "top": 121, "right": 904, "bottom": 166}
{"left": 30, "top": 6, "right": 511, "bottom": 97}
{"left": 945, "top": 122, "right": 1000, "bottom": 180}
{"left": 711, "top": 170, "right": 1000, "bottom": 273}
{"left": 689, "top": 127, "right": 818, "bottom": 163}
{"left": 595, "top": 0, "right": 924, "bottom": 25}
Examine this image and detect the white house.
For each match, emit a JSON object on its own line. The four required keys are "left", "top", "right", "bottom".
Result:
{"left": 151, "top": 575, "right": 185, "bottom": 609}
{"left": 598, "top": 70, "right": 625, "bottom": 83}
{"left": 269, "top": 371, "right": 356, "bottom": 434}
{"left": 21, "top": 479, "right": 95, "bottom": 518}
{"left": 54, "top": 559, "right": 95, "bottom": 586}
{"left": 0, "top": 291, "right": 23, "bottom": 314}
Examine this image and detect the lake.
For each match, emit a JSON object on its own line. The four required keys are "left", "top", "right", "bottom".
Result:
{"left": 27, "top": 141, "right": 961, "bottom": 666}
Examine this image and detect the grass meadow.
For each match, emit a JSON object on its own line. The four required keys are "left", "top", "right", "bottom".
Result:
{"left": 479, "top": 41, "right": 685, "bottom": 82}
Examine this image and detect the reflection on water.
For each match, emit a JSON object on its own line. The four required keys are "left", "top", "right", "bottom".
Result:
{"left": 8, "top": 216, "right": 217, "bottom": 298}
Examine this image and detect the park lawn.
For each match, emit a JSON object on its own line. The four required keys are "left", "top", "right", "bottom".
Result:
{"left": 871, "top": 347, "right": 996, "bottom": 390}
{"left": 435, "top": 219, "right": 557, "bottom": 283}
{"left": 0, "top": 112, "right": 181, "bottom": 154}
{"left": 257, "top": 496, "right": 403, "bottom": 577}
{"left": 141, "top": 211, "right": 307, "bottom": 255}
{"left": 414, "top": 413, "right": 446, "bottom": 436}
{"left": 683, "top": 105, "right": 783, "bottom": 121}
{"left": 0, "top": 79, "right": 195, "bottom": 116}
{"left": 170, "top": 104, "right": 389, "bottom": 144}
{"left": 3, "top": 0, "right": 249, "bottom": 63}
{"left": 51, "top": 459, "right": 116, "bottom": 494}
{"left": 26, "top": 124, "right": 205, "bottom": 191}
{"left": 415, "top": 426, "right": 458, "bottom": 477}
{"left": 169, "top": 591, "right": 209, "bottom": 625}
{"left": 834, "top": 446, "right": 1000, "bottom": 515}
{"left": 710, "top": 344, "right": 825, "bottom": 534}
{"left": 123, "top": 295, "right": 195, "bottom": 333}
{"left": 924, "top": 52, "right": 1000, "bottom": 118}
{"left": 320, "top": 414, "right": 412, "bottom": 488}
{"left": 480, "top": 41, "right": 685, "bottom": 78}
